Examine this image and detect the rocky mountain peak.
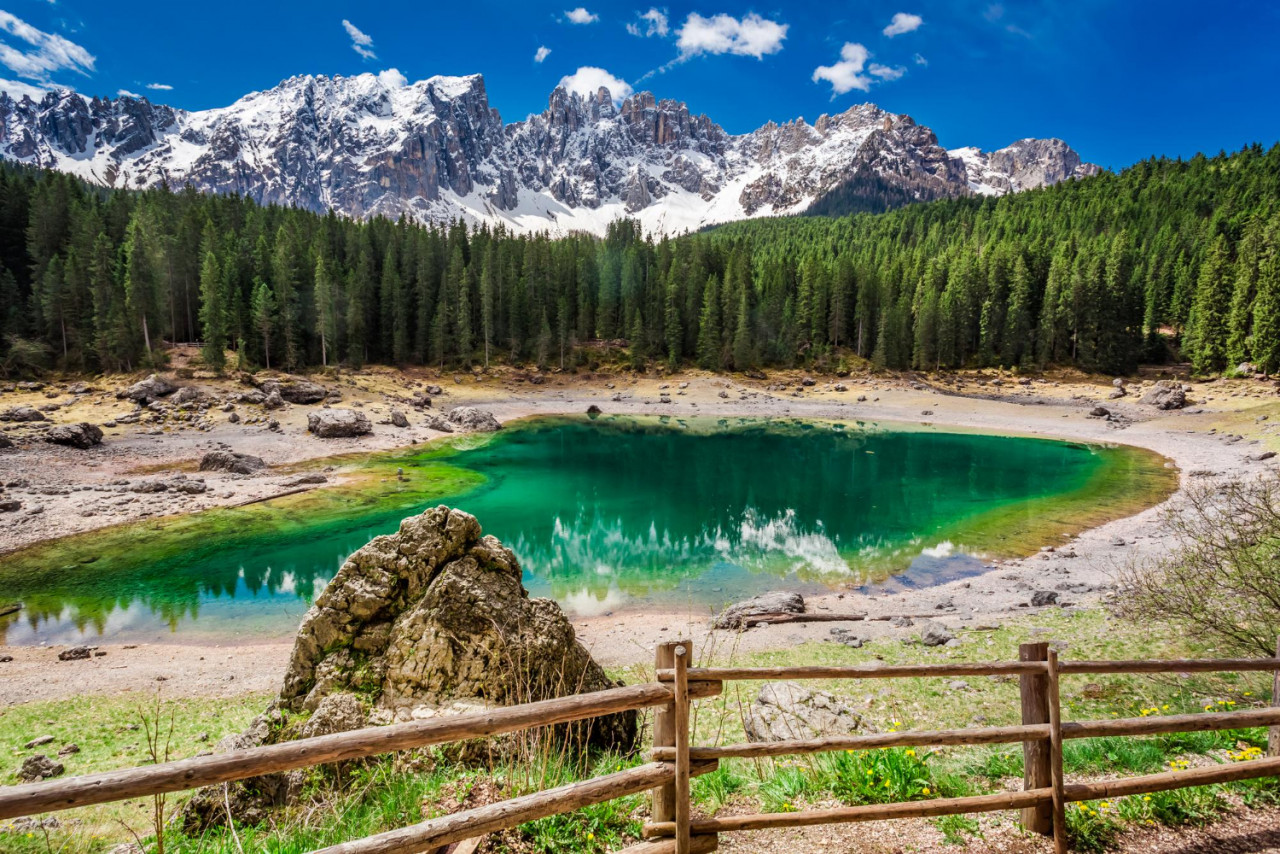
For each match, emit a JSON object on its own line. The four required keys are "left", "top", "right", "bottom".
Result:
{"left": 0, "top": 71, "right": 1101, "bottom": 235}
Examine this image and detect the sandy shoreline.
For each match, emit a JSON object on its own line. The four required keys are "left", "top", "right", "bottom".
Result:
{"left": 2, "top": 363, "right": 1279, "bottom": 705}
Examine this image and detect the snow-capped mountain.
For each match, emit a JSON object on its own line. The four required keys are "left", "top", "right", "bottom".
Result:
{"left": 0, "top": 72, "right": 1099, "bottom": 236}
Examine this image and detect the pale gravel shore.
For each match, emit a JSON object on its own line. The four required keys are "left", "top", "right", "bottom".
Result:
{"left": 1, "top": 365, "right": 1278, "bottom": 704}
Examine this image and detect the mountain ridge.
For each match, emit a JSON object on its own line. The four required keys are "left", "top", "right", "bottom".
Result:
{"left": 0, "top": 72, "right": 1100, "bottom": 235}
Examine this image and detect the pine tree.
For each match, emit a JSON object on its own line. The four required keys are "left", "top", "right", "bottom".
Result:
{"left": 1185, "top": 235, "right": 1232, "bottom": 374}
{"left": 696, "top": 274, "right": 721, "bottom": 370}
{"left": 313, "top": 253, "right": 339, "bottom": 368}
{"left": 198, "top": 251, "right": 226, "bottom": 371}
{"left": 250, "top": 278, "right": 276, "bottom": 370}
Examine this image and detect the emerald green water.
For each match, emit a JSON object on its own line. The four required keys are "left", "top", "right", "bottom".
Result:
{"left": 0, "top": 416, "right": 1174, "bottom": 645}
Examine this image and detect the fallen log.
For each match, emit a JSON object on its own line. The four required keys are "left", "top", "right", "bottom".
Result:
{"left": 728, "top": 611, "right": 954, "bottom": 626}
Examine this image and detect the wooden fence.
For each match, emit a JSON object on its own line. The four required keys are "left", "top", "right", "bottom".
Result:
{"left": 0, "top": 640, "right": 1277, "bottom": 854}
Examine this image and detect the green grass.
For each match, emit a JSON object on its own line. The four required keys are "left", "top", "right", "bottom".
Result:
{"left": 3, "top": 607, "right": 1278, "bottom": 852}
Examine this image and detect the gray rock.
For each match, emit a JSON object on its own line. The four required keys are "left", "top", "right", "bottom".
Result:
{"left": 919, "top": 621, "right": 955, "bottom": 647}
{"left": 57, "top": 646, "right": 94, "bottom": 661}
{"left": 18, "top": 755, "right": 64, "bottom": 782}
{"left": 743, "top": 682, "right": 863, "bottom": 742}
{"left": 199, "top": 450, "right": 266, "bottom": 475}
{"left": 1139, "top": 381, "right": 1186, "bottom": 410}
{"left": 390, "top": 409, "right": 409, "bottom": 428}
{"left": 425, "top": 415, "right": 455, "bottom": 433}
{"left": 425, "top": 385, "right": 443, "bottom": 395}
{"left": 45, "top": 423, "right": 104, "bottom": 449}
{"left": 23, "top": 735, "right": 55, "bottom": 749}
{"left": 262, "top": 390, "right": 286, "bottom": 410}
{"left": 297, "top": 692, "right": 365, "bottom": 739}
{"left": 0, "top": 432, "right": 11, "bottom": 448}
{"left": 283, "top": 473, "right": 328, "bottom": 487}
{"left": 171, "top": 386, "right": 205, "bottom": 405}
{"left": 445, "top": 406, "right": 502, "bottom": 432}
{"left": 117, "top": 374, "right": 176, "bottom": 403}
{"left": 1031, "top": 590, "right": 1060, "bottom": 607}
{"left": 0, "top": 406, "right": 46, "bottom": 422}
{"left": 712, "top": 591, "right": 805, "bottom": 630}
{"left": 1089, "top": 406, "right": 1110, "bottom": 418}
{"left": 307, "top": 409, "right": 372, "bottom": 438}
{"left": 0, "top": 500, "right": 20, "bottom": 512}
{"left": 889, "top": 616, "right": 914, "bottom": 628}
{"left": 264, "top": 379, "right": 328, "bottom": 405}
{"left": 586, "top": 404, "right": 602, "bottom": 415}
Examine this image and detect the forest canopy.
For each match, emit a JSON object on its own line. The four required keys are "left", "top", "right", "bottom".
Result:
{"left": 0, "top": 142, "right": 1277, "bottom": 378}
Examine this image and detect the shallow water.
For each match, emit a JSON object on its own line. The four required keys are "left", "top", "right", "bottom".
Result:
{"left": 0, "top": 416, "right": 1174, "bottom": 645}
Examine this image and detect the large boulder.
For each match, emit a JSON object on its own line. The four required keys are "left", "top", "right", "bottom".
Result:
{"left": 307, "top": 409, "right": 372, "bottom": 438}
{"left": 45, "top": 423, "right": 103, "bottom": 449}
{"left": 199, "top": 450, "right": 266, "bottom": 475}
{"left": 117, "top": 374, "right": 176, "bottom": 403}
{"left": 262, "top": 379, "right": 329, "bottom": 405}
{"left": 743, "top": 682, "right": 863, "bottom": 742}
{"left": 445, "top": 407, "right": 502, "bottom": 433}
{"left": 1139, "top": 381, "right": 1187, "bottom": 410}
{"left": 183, "top": 507, "right": 633, "bottom": 830}
{"left": 712, "top": 591, "right": 805, "bottom": 630}
{"left": 0, "top": 406, "right": 46, "bottom": 422}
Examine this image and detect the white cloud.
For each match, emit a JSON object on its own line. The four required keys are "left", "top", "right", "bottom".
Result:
{"left": 534, "top": 45, "right": 552, "bottom": 63}
{"left": 627, "top": 7, "right": 669, "bottom": 37}
{"left": 377, "top": 68, "right": 407, "bottom": 88}
{"left": 675, "top": 12, "right": 787, "bottom": 59}
{"left": 0, "top": 11, "right": 94, "bottom": 82}
{"left": 914, "top": 52, "right": 928, "bottom": 66}
{"left": 145, "top": 82, "right": 172, "bottom": 91}
{"left": 341, "top": 19, "right": 377, "bottom": 60}
{"left": 117, "top": 88, "right": 140, "bottom": 98}
{"left": 564, "top": 7, "right": 599, "bottom": 24}
{"left": 558, "top": 66, "right": 632, "bottom": 102}
{"left": 0, "top": 77, "right": 47, "bottom": 99}
{"left": 812, "top": 42, "right": 872, "bottom": 95}
{"left": 869, "top": 63, "right": 905, "bottom": 81}
{"left": 883, "top": 12, "right": 923, "bottom": 37}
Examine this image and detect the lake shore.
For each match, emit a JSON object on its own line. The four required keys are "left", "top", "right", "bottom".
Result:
{"left": 2, "top": 362, "right": 1278, "bottom": 704}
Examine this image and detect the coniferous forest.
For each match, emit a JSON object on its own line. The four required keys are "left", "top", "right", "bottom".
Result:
{"left": 0, "top": 142, "right": 1278, "bottom": 380}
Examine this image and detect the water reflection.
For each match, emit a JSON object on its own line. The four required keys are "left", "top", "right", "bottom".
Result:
{"left": 0, "top": 417, "right": 1129, "bottom": 644}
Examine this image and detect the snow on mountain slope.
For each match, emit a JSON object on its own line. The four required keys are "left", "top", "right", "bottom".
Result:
{"left": 0, "top": 72, "right": 1099, "bottom": 236}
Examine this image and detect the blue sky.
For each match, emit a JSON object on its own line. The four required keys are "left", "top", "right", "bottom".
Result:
{"left": 1, "top": 0, "right": 1278, "bottom": 168}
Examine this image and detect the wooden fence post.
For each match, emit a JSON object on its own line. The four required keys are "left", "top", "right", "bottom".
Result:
{"left": 1019, "top": 641, "right": 1053, "bottom": 835}
{"left": 653, "top": 642, "right": 679, "bottom": 828}
{"left": 674, "top": 643, "right": 692, "bottom": 854}
{"left": 1046, "top": 650, "right": 1067, "bottom": 854}
{"left": 1270, "top": 637, "right": 1280, "bottom": 758}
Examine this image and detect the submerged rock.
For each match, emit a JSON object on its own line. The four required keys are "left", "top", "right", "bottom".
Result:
{"left": 307, "top": 409, "right": 371, "bottom": 438}
{"left": 712, "top": 591, "right": 805, "bottom": 629}
{"left": 183, "top": 506, "right": 634, "bottom": 830}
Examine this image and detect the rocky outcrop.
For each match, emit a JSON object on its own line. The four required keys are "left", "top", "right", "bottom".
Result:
{"left": 183, "top": 506, "right": 634, "bottom": 829}
{"left": 712, "top": 591, "right": 805, "bottom": 630}
{"left": 117, "top": 374, "right": 176, "bottom": 403}
{"left": 743, "top": 682, "right": 863, "bottom": 742}
{"left": 44, "top": 423, "right": 103, "bottom": 449}
{"left": 199, "top": 450, "right": 266, "bottom": 475}
{"left": 307, "top": 409, "right": 372, "bottom": 438}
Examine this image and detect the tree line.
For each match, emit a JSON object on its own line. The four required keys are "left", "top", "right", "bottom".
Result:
{"left": 0, "top": 142, "right": 1277, "bottom": 379}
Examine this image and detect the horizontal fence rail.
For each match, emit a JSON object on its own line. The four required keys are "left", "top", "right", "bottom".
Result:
{"left": 0, "top": 681, "right": 720, "bottom": 821}
{"left": 0, "top": 641, "right": 1276, "bottom": 854}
